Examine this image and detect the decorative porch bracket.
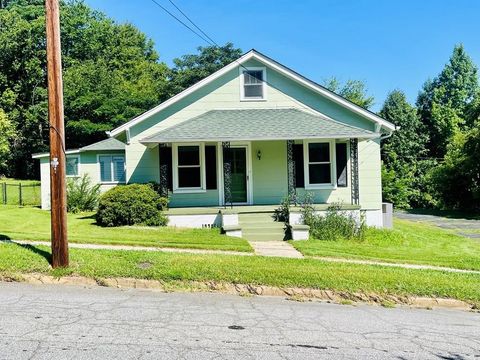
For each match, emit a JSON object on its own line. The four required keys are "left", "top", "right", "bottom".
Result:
{"left": 350, "top": 138, "right": 359, "bottom": 205}
{"left": 286, "top": 140, "right": 297, "bottom": 204}
{"left": 159, "top": 143, "right": 169, "bottom": 198}
{"left": 222, "top": 141, "right": 233, "bottom": 208}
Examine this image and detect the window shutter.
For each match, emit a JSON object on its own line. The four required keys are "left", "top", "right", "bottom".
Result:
{"left": 99, "top": 156, "right": 111, "bottom": 182}
{"left": 112, "top": 156, "right": 125, "bottom": 182}
{"left": 205, "top": 145, "right": 217, "bottom": 190}
{"left": 293, "top": 144, "right": 304, "bottom": 188}
{"left": 336, "top": 143, "right": 348, "bottom": 187}
{"left": 159, "top": 146, "right": 173, "bottom": 191}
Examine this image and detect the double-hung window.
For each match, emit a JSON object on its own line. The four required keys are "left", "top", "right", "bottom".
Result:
{"left": 241, "top": 68, "right": 266, "bottom": 100}
{"left": 66, "top": 155, "right": 79, "bottom": 177}
{"left": 304, "top": 141, "right": 335, "bottom": 188}
{"left": 99, "top": 155, "right": 125, "bottom": 183}
{"left": 175, "top": 145, "right": 204, "bottom": 191}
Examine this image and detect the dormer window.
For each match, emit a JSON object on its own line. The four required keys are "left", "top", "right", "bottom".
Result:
{"left": 240, "top": 67, "right": 266, "bottom": 100}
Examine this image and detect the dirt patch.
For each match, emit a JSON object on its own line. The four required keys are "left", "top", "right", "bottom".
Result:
{"left": 0, "top": 273, "right": 476, "bottom": 312}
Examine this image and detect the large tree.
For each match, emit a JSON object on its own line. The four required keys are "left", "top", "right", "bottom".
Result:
{"left": 416, "top": 45, "right": 478, "bottom": 157}
{"left": 379, "top": 90, "right": 429, "bottom": 208}
{"left": 0, "top": 109, "right": 14, "bottom": 176}
{"left": 167, "top": 43, "right": 243, "bottom": 97}
{"left": 0, "top": 0, "right": 168, "bottom": 178}
{"left": 323, "top": 77, "right": 375, "bottom": 109}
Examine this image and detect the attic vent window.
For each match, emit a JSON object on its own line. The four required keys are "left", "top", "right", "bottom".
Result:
{"left": 241, "top": 68, "right": 266, "bottom": 100}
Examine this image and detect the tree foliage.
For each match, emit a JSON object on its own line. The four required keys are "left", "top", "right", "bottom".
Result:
{"left": 416, "top": 44, "right": 478, "bottom": 157}
{"left": 0, "top": 109, "right": 14, "bottom": 175}
{"left": 323, "top": 77, "right": 375, "bottom": 109}
{"left": 167, "top": 43, "right": 242, "bottom": 96}
{"left": 0, "top": 0, "right": 168, "bottom": 178}
{"left": 379, "top": 90, "right": 430, "bottom": 208}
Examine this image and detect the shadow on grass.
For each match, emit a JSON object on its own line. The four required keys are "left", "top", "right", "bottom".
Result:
{"left": 0, "top": 236, "right": 52, "bottom": 265}
{"left": 403, "top": 208, "right": 480, "bottom": 220}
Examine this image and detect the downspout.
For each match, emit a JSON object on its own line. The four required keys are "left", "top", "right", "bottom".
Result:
{"left": 379, "top": 125, "right": 399, "bottom": 141}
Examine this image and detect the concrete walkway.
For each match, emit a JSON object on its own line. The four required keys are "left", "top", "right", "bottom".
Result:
{"left": 6, "top": 240, "right": 253, "bottom": 257}
{"left": 7, "top": 239, "right": 480, "bottom": 274}
{"left": 312, "top": 256, "right": 480, "bottom": 275}
{"left": 248, "top": 241, "right": 304, "bottom": 258}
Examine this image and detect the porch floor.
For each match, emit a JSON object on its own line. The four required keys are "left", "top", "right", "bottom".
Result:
{"left": 165, "top": 204, "right": 361, "bottom": 216}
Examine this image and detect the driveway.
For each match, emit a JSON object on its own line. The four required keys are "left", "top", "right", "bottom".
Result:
{"left": 0, "top": 282, "right": 479, "bottom": 359}
{"left": 395, "top": 211, "right": 480, "bottom": 239}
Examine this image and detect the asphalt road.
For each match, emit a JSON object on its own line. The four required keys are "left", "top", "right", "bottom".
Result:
{"left": 0, "top": 283, "right": 479, "bottom": 360}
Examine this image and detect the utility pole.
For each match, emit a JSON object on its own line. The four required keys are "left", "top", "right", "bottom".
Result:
{"left": 45, "top": 0, "right": 68, "bottom": 267}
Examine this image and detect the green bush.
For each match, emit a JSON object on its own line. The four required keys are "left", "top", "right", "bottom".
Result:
{"left": 300, "top": 195, "right": 365, "bottom": 241}
{"left": 96, "top": 184, "right": 168, "bottom": 227}
{"left": 67, "top": 174, "right": 100, "bottom": 213}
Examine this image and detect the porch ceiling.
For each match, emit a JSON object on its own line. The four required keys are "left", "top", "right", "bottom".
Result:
{"left": 140, "top": 108, "right": 377, "bottom": 144}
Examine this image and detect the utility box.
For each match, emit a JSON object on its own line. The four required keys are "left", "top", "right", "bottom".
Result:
{"left": 382, "top": 202, "right": 393, "bottom": 229}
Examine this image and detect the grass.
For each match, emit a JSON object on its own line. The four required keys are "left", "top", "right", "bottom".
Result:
{"left": 0, "top": 206, "right": 252, "bottom": 252}
{"left": 1, "top": 242, "right": 479, "bottom": 306}
{"left": 0, "top": 179, "right": 41, "bottom": 206}
{"left": 291, "top": 218, "right": 480, "bottom": 271}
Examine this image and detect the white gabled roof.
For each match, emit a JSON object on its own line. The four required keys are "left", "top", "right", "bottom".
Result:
{"left": 108, "top": 49, "right": 395, "bottom": 137}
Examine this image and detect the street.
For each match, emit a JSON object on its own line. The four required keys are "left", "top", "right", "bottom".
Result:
{"left": 0, "top": 282, "right": 479, "bottom": 359}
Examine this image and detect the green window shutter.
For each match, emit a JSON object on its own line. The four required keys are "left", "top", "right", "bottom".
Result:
{"left": 205, "top": 145, "right": 217, "bottom": 190}
{"left": 159, "top": 146, "right": 173, "bottom": 191}
{"left": 293, "top": 144, "right": 304, "bottom": 188}
{"left": 336, "top": 143, "right": 348, "bottom": 187}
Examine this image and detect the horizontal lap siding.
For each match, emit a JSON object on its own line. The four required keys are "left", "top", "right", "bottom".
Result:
{"left": 358, "top": 139, "right": 382, "bottom": 210}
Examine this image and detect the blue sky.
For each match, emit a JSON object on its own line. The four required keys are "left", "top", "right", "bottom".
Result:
{"left": 85, "top": 0, "right": 480, "bottom": 111}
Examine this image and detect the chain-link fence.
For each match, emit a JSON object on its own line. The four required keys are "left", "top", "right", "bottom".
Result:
{"left": 1, "top": 182, "right": 41, "bottom": 207}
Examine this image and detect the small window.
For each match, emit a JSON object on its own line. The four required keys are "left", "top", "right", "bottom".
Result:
{"left": 177, "top": 145, "right": 201, "bottom": 188}
{"left": 66, "top": 156, "right": 79, "bottom": 177}
{"left": 241, "top": 68, "right": 265, "bottom": 100}
{"left": 99, "top": 155, "right": 125, "bottom": 183}
{"left": 307, "top": 142, "right": 332, "bottom": 185}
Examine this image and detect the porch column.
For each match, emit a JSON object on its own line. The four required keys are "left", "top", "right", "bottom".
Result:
{"left": 350, "top": 138, "right": 359, "bottom": 205}
{"left": 158, "top": 143, "right": 169, "bottom": 198}
{"left": 222, "top": 141, "right": 232, "bottom": 208}
{"left": 286, "top": 140, "right": 297, "bottom": 202}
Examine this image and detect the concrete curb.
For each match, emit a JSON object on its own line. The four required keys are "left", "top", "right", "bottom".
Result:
{"left": 1, "top": 273, "right": 477, "bottom": 312}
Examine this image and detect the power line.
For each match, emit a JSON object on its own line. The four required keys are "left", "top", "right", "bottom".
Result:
{"left": 149, "top": 0, "right": 214, "bottom": 46}
{"left": 166, "top": 0, "right": 218, "bottom": 46}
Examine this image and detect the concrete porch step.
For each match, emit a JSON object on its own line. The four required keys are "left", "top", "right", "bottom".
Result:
{"left": 239, "top": 212, "right": 287, "bottom": 242}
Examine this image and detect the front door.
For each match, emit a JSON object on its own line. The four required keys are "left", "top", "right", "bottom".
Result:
{"left": 229, "top": 147, "right": 247, "bottom": 203}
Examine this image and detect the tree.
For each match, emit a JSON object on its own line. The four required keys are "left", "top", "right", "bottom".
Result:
{"left": 433, "top": 125, "right": 480, "bottom": 210}
{"left": 0, "top": 0, "right": 168, "bottom": 178}
{"left": 379, "top": 90, "right": 430, "bottom": 208}
{"left": 323, "top": 77, "right": 375, "bottom": 109}
{"left": 416, "top": 44, "right": 478, "bottom": 157}
{"left": 0, "top": 109, "right": 14, "bottom": 176}
{"left": 167, "top": 43, "right": 242, "bottom": 96}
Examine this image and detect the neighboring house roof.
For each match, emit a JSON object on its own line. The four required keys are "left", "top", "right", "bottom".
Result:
{"left": 108, "top": 49, "right": 395, "bottom": 138}
{"left": 32, "top": 137, "right": 125, "bottom": 159}
{"left": 140, "top": 108, "right": 376, "bottom": 143}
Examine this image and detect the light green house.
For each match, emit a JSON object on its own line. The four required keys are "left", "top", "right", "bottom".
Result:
{"left": 34, "top": 49, "right": 395, "bottom": 231}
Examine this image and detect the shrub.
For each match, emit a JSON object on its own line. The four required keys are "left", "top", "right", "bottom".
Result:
{"left": 300, "top": 196, "right": 365, "bottom": 241}
{"left": 67, "top": 174, "right": 100, "bottom": 213}
{"left": 96, "top": 184, "right": 168, "bottom": 227}
{"left": 274, "top": 194, "right": 294, "bottom": 223}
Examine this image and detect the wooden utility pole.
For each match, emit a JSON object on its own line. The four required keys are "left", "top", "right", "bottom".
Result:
{"left": 45, "top": 0, "right": 68, "bottom": 267}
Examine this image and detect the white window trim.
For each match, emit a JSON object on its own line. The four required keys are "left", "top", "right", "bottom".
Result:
{"left": 97, "top": 154, "right": 126, "bottom": 184}
{"left": 66, "top": 155, "right": 80, "bottom": 178}
{"left": 303, "top": 139, "right": 337, "bottom": 190}
{"left": 173, "top": 143, "right": 206, "bottom": 194}
{"left": 239, "top": 67, "right": 267, "bottom": 101}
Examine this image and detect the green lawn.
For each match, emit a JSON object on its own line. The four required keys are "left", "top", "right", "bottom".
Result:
{"left": 291, "top": 218, "right": 480, "bottom": 271}
{"left": 0, "top": 179, "right": 41, "bottom": 206}
{"left": 0, "top": 206, "right": 252, "bottom": 252}
{"left": 1, "top": 242, "right": 479, "bottom": 306}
